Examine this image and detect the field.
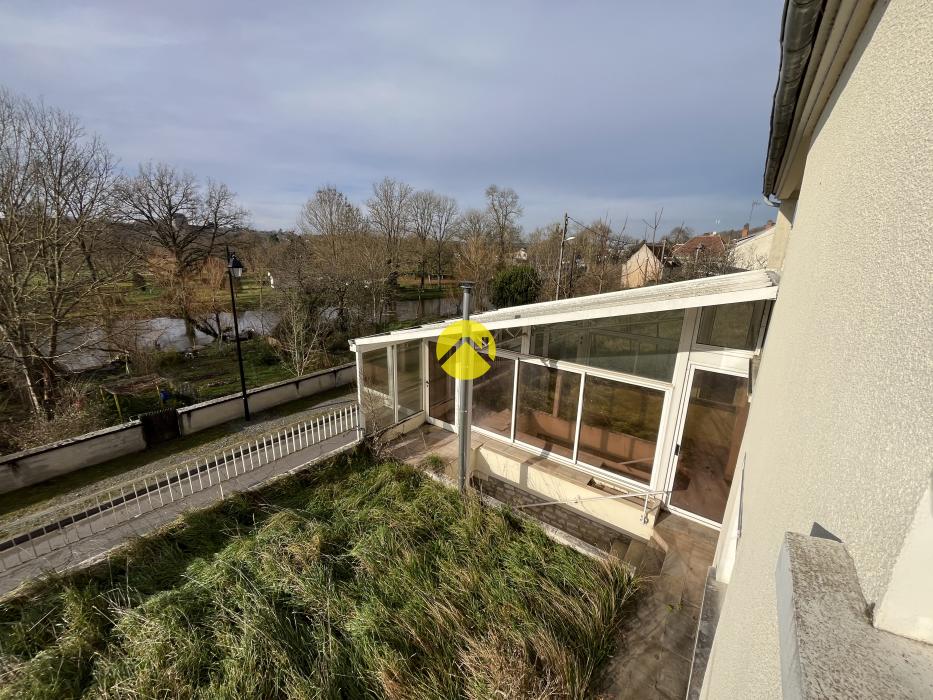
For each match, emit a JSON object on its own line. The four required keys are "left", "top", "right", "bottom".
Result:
{"left": 0, "top": 453, "right": 636, "bottom": 699}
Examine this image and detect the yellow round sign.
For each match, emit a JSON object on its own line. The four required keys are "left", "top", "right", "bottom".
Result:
{"left": 436, "top": 320, "right": 496, "bottom": 380}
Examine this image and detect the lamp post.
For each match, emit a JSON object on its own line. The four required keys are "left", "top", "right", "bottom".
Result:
{"left": 554, "top": 213, "right": 577, "bottom": 300}
{"left": 226, "top": 246, "right": 250, "bottom": 421}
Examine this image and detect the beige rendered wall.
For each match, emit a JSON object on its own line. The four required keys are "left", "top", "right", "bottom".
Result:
{"left": 703, "top": 1, "right": 933, "bottom": 697}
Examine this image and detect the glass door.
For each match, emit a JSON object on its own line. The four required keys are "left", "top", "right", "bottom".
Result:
{"left": 668, "top": 367, "right": 750, "bottom": 524}
{"left": 426, "top": 340, "right": 456, "bottom": 428}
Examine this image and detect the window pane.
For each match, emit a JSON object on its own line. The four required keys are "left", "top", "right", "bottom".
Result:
{"left": 577, "top": 376, "right": 663, "bottom": 484}
{"left": 492, "top": 327, "right": 523, "bottom": 352}
{"left": 474, "top": 358, "right": 514, "bottom": 437}
{"left": 427, "top": 340, "right": 455, "bottom": 424}
{"left": 530, "top": 309, "right": 683, "bottom": 381}
{"left": 515, "top": 364, "right": 580, "bottom": 459}
{"left": 396, "top": 340, "right": 422, "bottom": 419}
{"left": 696, "top": 301, "right": 766, "bottom": 350}
{"left": 361, "top": 348, "right": 394, "bottom": 427}
{"left": 671, "top": 370, "right": 749, "bottom": 523}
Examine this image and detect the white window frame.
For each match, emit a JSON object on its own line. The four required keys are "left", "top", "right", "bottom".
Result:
{"left": 662, "top": 360, "right": 751, "bottom": 530}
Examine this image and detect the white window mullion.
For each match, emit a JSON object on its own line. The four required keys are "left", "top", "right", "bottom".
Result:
{"left": 571, "top": 372, "right": 586, "bottom": 463}
{"left": 509, "top": 358, "right": 519, "bottom": 442}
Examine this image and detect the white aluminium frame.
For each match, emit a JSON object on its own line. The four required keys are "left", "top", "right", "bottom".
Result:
{"left": 470, "top": 348, "right": 678, "bottom": 495}
{"left": 663, "top": 359, "right": 751, "bottom": 530}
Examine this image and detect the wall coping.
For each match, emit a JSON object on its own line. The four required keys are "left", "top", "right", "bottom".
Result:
{"left": 0, "top": 420, "right": 142, "bottom": 466}
{"left": 776, "top": 532, "right": 933, "bottom": 699}
{"left": 176, "top": 361, "right": 355, "bottom": 414}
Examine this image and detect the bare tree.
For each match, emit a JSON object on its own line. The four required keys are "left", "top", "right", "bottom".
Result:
{"left": 115, "top": 163, "right": 248, "bottom": 342}
{"left": 272, "top": 286, "right": 331, "bottom": 376}
{"left": 431, "top": 194, "right": 458, "bottom": 283}
{"left": 455, "top": 209, "right": 497, "bottom": 310}
{"left": 298, "top": 185, "right": 366, "bottom": 327}
{"left": 484, "top": 185, "right": 523, "bottom": 267}
{"left": 366, "top": 177, "right": 413, "bottom": 279}
{"left": 410, "top": 190, "right": 447, "bottom": 290}
{"left": 115, "top": 162, "right": 248, "bottom": 272}
{"left": 0, "top": 90, "right": 118, "bottom": 417}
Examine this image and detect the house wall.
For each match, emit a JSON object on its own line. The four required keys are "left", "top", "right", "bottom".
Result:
{"left": 620, "top": 246, "right": 661, "bottom": 288}
{"left": 703, "top": 2, "right": 933, "bottom": 698}
{"left": 732, "top": 229, "right": 774, "bottom": 270}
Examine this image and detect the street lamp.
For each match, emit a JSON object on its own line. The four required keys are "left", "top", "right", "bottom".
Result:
{"left": 555, "top": 213, "right": 577, "bottom": 301}
{"left": 226, "top": 246, "right": 250, "bottom": 421}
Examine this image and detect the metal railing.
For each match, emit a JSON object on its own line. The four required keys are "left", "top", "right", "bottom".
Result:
{"left": 513, "top": 488, "right": 672, "bottom": 524}
{"left": 0, "top": 404, "right": 361, "bottom": 574}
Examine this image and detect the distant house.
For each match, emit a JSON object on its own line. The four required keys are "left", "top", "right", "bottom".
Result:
{"left": 671, "top": 233, "right": 727, "bottom": 262}
{"left": 513, "top": 247, "right": 528, "bottom": 262}
{"left": 619, "top": 241, "right": 676, "bottom": 288}
{"left": 731, "top": 221, "right": 776, "bottom": 269}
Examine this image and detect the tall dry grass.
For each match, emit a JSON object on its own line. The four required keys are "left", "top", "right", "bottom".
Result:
{"left": 0, "top": 451, "right": 636, "bottom": 699}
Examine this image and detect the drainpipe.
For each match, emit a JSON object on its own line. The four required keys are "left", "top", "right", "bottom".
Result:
{"left": 457, "top": 282, "right": 474, "bottom": 494}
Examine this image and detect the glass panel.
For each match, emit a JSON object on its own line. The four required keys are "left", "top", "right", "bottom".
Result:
{"left": 530, "top": 309, "right": 683, "bottom": 381}
{"left": 361, "top": 348, "right": 394, "bottom": 427}
{"left": 427, "top": 340, "right": 455, "bottom": 425}
{"left": 671, "top": 370, "right": 750, "bottom": 523}
{"left": 696, "top": 301, "right": 766, "bottom": 350}
{"left": 473, "top": 358, "right": 515, "bottom": 437}
{"left": 576, "top": 376, "right": 663, "bottom": 484}
{"left": 514, "top": 364, "right": 580, "bottom": 459}
{"left": 396, "top": 340, "right": 422, "bottom": 420}
{"left": 492, "top": 327, "right": 523, "bottom": 352}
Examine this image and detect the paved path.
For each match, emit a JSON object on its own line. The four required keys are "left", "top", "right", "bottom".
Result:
{"left": 0, "top": 421, "right": 359, "bottom": 598}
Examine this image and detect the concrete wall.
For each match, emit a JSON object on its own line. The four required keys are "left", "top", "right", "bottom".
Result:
{"left": 0, "top": 422, "right": 146, "bottom": 494}
{"left": 177, "top": 362, "right": 356, "bottom": 435}
{"left": 704, "top": 2, "right": 933, "bottom": 697}
{"left": 0, "top": 363, "right": 357, "bottom": 495}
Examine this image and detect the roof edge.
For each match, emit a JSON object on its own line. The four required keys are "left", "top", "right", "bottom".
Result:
{"left": 763, "top": 0, "right": 825, "bottom": 198}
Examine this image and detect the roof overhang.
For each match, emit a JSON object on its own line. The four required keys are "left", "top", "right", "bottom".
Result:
{"left": 350, "top": 270, "right": 780, "bottom": 351}
{"left": 763, "top": 0, "right": 876, "bottom": 200}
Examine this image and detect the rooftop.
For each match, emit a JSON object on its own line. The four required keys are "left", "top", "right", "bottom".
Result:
{"left": 351, "top": 269, "right": 779, "bottom": 349}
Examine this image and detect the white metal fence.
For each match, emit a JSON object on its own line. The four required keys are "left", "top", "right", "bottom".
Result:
{"left": 0, "top": 404, "right": 360, "bottom": 575}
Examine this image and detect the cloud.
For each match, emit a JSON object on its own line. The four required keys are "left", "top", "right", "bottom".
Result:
{"left": 0, "top": 0, "right": 783, "bottom": 233}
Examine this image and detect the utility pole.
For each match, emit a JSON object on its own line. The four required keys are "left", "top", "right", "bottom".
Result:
{"left": 555, "top": 213, "right": 572, "bottom": 301}
{"left": 457, "top": 282, "right": 474, "bottom": 494}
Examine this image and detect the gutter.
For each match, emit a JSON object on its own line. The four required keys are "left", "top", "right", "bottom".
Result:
{"left": 762, "top": 0, "right": 825, "bottom": 198}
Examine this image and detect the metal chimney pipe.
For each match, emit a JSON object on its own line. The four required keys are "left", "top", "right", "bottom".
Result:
{"left": 457, "top": 282, "right": 474, "bottom": 494}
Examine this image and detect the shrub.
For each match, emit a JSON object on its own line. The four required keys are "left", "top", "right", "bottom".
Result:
{"left": 489, "top": 264, "right": 542, "bottom": 309}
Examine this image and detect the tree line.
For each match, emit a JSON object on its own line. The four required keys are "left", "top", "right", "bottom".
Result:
{"left": 1, "top": 86, "right": 735, "bottom": 447}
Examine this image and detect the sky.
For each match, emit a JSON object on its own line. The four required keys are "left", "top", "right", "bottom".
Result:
{"left": 0, "top": 1, "right": 784, "bottom": 236}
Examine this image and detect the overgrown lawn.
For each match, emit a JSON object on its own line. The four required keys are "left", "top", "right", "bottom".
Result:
{"left": 0, "top": 452, "right": 636, "bottom": 699}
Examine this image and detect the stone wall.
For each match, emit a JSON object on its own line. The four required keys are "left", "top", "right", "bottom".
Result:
{"left": 474, "top": 475, "right": 626, "bottom": 552}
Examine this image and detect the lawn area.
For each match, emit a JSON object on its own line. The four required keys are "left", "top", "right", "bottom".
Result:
{"left": 0, "top": 452, "right": 636, "bottom": 699}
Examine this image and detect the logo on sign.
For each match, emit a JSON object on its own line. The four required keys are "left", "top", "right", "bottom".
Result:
{"left": 436, "top": 320, "right": 496, "bottom": 380}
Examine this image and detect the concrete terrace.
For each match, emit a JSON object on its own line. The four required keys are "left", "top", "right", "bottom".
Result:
{"left": 390, "top": 424, "right": 718, "bottom": 699}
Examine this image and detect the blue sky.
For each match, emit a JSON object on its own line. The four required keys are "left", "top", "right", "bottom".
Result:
{"left": 0, "top": 1, "right": 783, "bottom": 235}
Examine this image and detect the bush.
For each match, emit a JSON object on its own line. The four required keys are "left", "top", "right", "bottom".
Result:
{"left": 489, "top": 264, "right": 542, "bottom": 309}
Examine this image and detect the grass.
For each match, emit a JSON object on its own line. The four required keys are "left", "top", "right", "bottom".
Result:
{"left": 0, "top": 452, "right": 636, "bottom": 699}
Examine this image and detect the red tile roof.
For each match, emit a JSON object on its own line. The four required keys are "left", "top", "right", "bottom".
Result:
{"left": 672, "top": 234, "right": 726, "bottom": 257}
